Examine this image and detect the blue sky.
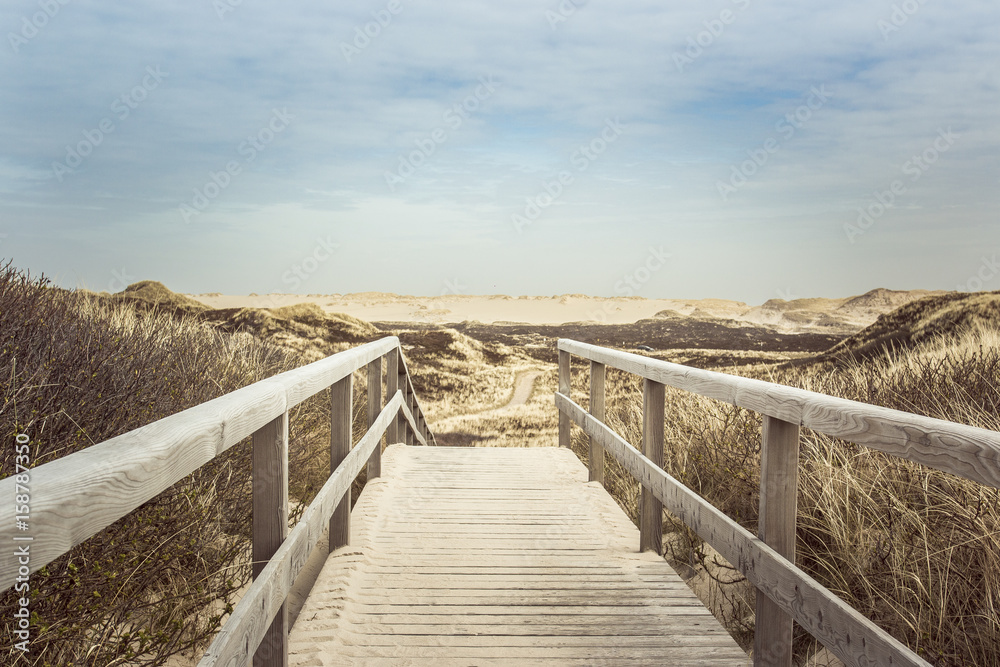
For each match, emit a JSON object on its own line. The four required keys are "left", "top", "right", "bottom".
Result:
{"left": 2, "top": 0, "right": 998, "bottom": 304}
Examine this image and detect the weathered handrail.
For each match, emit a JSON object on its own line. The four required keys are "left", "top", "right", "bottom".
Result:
{"left": 0, "top": 336, "right": 435, "bottom": 666}
{"left": 556, "top": 338, "right": 1000, "bottom": 667}
{"left": 199, "top": 390, "right": 412, "bottom": 666}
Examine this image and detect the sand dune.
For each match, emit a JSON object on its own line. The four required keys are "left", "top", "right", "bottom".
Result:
{"left": 187, "top": 288, "right": 947, "bottom": 332}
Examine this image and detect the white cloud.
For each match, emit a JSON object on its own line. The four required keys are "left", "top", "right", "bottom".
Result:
{"left": 0, "top": 0, "right": 997, "bottom": 302}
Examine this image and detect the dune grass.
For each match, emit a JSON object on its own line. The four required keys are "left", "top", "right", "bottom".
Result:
{"left": 0, "top": 265, "right": 349, "bottom": 666}
{"left": 560, "top": 326, "right": 1000, "bottom": 666}
{"left": 3, "top": 259, "right": 997, "bottom": 666}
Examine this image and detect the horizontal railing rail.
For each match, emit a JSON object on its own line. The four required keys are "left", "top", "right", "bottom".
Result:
{"left": 556, "top": 338, "right": 1000, "bottom": 667}
{"left": 559, "top": 339, "right": 1000, "bottom": 487}
{"left": 199, "top": 390, "right": 412, "bottom": 666}
{"left": 0, "top": 336, "right": 435, "bottom": 666}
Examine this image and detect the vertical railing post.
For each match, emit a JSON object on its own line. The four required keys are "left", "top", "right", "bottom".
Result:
{"left": 754, "top": 416, "right": 800, "bottom": 667}
{"left": 406, "top": 387, "right": 415, "bottom": 446}
{"left": 252, "top": 412, "right": 289, "bottom": 667}
{"left": 386, "top": 347, "right": 399, "bottom": 444}
{"left": 639, "top": 379, "right": 664, "bottom": 554}
{"left": 329, "top": 375, "right": 352, "bottom": 552}
{"left": 367, "top": 357, "right": 382, "bottom": 479}
{"left": 558, "top": 349, "right": 571, "bottom": 448}
{"left": 589, "top": 361, "right": 606, "bottom": 484}
{"left": 398, "top": 362, "right": 409, "bottom": 445}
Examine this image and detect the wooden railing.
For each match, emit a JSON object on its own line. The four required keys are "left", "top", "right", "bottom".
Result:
{"left": 555, "top": 338, "right": 1000, "bottom": 667}
{"left": 0, "top": 336, "right": 435, "bottom": 667}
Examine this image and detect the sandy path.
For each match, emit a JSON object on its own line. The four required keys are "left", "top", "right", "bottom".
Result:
{"left": 432, "top": 369, "right": 544, "bottom": 433}
{"left": 500, "top": 369, "right": 544, "bottom": 410}
{"left": 429, "top": 369, "right": 547, "bottom": 447}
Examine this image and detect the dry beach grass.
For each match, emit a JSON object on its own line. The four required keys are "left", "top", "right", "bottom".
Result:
{"left": 2, "top": 263, "right": 998, "bottom": 666}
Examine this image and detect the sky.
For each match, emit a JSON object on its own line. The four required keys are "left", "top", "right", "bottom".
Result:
{"left": 1, "top": 0, "right": 998, "bottom": 305}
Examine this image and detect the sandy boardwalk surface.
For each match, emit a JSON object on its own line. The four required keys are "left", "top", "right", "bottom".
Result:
{"left": 286, "top": 445, "right": 748, "bottom": 665}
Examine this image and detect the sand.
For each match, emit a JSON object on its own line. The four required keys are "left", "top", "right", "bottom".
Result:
{"left": 187, "top": 292, "right": 751, "bottom": 325}
{"left": 186, "top": 289, "right": 944, "bottom": 330}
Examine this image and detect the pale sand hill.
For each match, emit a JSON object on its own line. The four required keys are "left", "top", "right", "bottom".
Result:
{"left": 187, "top": 289, "right": 949, "bottom": 331}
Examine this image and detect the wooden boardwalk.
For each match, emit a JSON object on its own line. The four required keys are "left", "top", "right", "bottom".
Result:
{"left": 288, "top": 445, "right": 748, "bottom": 666}
{"left": 10, "top": 336, "right": 990, "bottom": 665}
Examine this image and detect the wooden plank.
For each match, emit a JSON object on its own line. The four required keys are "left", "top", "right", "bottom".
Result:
{"left": 405, "top": 390, "right": 415, "bottom": 447}
{"left": 408, "top": 391, "right": 417, "bottom": 447}
{"left": 558, "top": 339, "right": 1000, "bottom": 488}
{"left": 0, "top": 337, "right": 400, "bottom": 591}
{"left": 400, "top": 366, "right": 412, "bottom": 446}
{"left": 589, "top": 361, "right": 606, "bottom": 484}
{"left": 252, "top": 413, "right": 289, "bottom": 667}
{"left": 559, "top": 349, "right": 571, "bottom": 448}
{"left": 394, "top": 349, "right": 431, "bottom": 445}
{"left": 199, "top": 393, "right": 403, "bottom": 667}
{"left": 557, "top": 392, "right": 931, "bottom": 667}
{"left": 398, "top": 396, "right": 429, "bottom": 447}
{"left": 265, "top": 337, "right": 396, "bottom": 413}
{"left": 398, "top": 354, "right": 412, "bottom": 443}
{"left": 754, "top": 416, "right": 800, "bottom": 667}
{"left": 386, "top": 347, "right": 399, "bottom": 445}
{"left": 640, "top": 379, "right": 664, "bottom": 555}
{"left": 287, "top": 445, "right": 746, "bottom": 665}
{"left": 330, "top": 375, "right": 353, "bottom": 552}
{"left": 367, "top": 358, "right": 383, "bottom": 479}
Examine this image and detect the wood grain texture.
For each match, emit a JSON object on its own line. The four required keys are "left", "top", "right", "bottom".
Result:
{"left": 386, "top": 347, "right": 399, "bottom": 445}
{"left": 287, "top": 445, "right": 746, "bottom": 665}
{"left": 0, "top": 380, "right": 284, "bottom": 590}
{"left": 199, "top": 392, "right": 403, "bottom": 667}
{"left": 329, "top": 375, "right": 353, "bottom": 552}
{"left": 367, "top": 358, "right": 383, "bottom": 479}
{"left": 589, "top": 361, "right": 606, "bottom": 485}
{"left": 398, "top": 351, "right": 435, "bottom": 445}
{"left": 267, "top": 337, "right": 397, "bottom": 413}
{"left": 559, "top": 349, "right": 571, "bottom": 448}
{"left": 754, "top": 416, "right": 800, "bottom": 667}
{"left": 640, "top": 379, "right": 665, "bottom": 555}
{"left": 398, "top": 393, "right": 429, "bottom": 447}
{"left": 252, "top": 413, "right": 289, "bottom": 667}
{"left": 559, "top": 339, "right": 1000, "bottom": 488}
{"left": 557, "top": 392, "right": 931, "bottom": 667}
{"left": 0, "top": 338, "right": 402, "bottom": 591}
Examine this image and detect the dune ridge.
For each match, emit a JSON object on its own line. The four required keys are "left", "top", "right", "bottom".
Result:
{"left": 187, "top": 287, "right": 947, "bottom": 333}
